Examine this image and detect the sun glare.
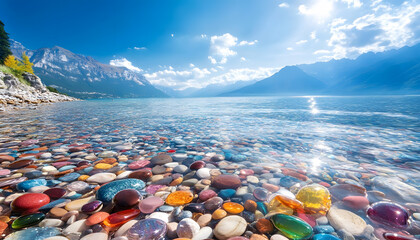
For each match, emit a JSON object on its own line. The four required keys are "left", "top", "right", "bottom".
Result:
{"left": 300, "top": 0, "right": 334, "bottom": 20}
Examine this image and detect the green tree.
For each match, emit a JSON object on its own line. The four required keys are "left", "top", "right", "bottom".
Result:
{"left": 0, "top": 20, "right": 12, "bottom": 64}
{"left": 21, "top": 52, "right": 34, "bottom": 74}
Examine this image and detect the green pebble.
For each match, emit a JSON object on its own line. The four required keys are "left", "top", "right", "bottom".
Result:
{"left": 271, "top": 214, "right": 313, "bottom": 240}
{"left": 12, "top": 213, "right": 45, "bottom": 229}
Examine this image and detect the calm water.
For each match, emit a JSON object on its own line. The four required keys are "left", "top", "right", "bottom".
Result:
{"left": 1, "top": 96, "right": 419, "bottom": 184}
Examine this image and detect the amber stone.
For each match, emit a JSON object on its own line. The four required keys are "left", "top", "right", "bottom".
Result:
{"left": 102, "top": 209, "right": 141, "bottom": 228}
{"left": 212, "top": 208, "right": 228, "bottom": 220}
{"left": 296, "top": 184, "right": 331, "bottom": 215}
{"left": 244, "top": 200, "right": 258, "bottom": 212}
{"left": 256, "top": 218, "right": 274, "bottom": 234}
{"left": 223, "top": 202, "right": 244, "bottom": 214}
{"left": 7, "top": 160, "right": 33, "bottom": 169}
{"left": 165, "top": 191, "right": 193, "bottom": 206}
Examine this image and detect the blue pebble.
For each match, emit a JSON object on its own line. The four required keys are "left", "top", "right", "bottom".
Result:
{"left": 82, "top": 167, "right": 94, "bottom": 174}
{"left": 159, "top": 205, "right": 174, "bottom": 212}
{"left": 46, "top": 180, "right": 61, "bottom": 186}
{"left": 313, "top": 234, "right": 341, "bottom": 240}
{"left": 24, "top": 170, "right": 43, "bottom": 179}
{"left": 256, "top": 201, "right": 268, "bottom": 215}
{"left": 66, "top": 193, "right": 82, "bottom": 199}
{"left": 218, "top": 189, "right": 236, "bottom": 200}
{"left": 58, "top": 165, "right": 76, "bottom": 172}
{"left": 280, "top": 176, "right": 302, "bottom": 188}
{"left": 39, "top": 199, "right": 69, "bottom": 211}
{"left": 231, "top": 154, "right": 247, "bottom": 162}
{"left": 59, "top": 172, "right": 81, "bottom": 182}
{"left": 16, "top": 179, "right": 47, "bottom": 191}
{"left": 175, "top": 210, "right": 193, "bottom": 221}
{"left": 96, "top": 179, "right": 145, "bottom": 203}
{"left": 314, "top": 225, "right": 335, "bottom": 234}
{"left": 3, "top": 227, "right": 60, "bottom": 240}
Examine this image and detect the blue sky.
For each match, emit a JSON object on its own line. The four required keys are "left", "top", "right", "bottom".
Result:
{"left": 1, "top": 0, "right": 419, "bottom": 90}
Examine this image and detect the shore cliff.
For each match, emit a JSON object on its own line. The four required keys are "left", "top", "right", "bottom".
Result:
{"left": 0, "top": 71, "right": 77, "bottom": 111}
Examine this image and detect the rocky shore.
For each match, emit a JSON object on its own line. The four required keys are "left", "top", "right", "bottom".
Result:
{"left": 0, "top": 71, "right": 77, "bottom": 111}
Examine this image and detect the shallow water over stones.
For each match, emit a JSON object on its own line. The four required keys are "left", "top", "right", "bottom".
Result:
{"left": 0, "top": 96, "right": 419, "bottom": 239}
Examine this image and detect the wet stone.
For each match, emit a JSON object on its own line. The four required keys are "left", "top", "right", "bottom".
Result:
{"left": 165, "top": 191, "right": 193, "bottom": 206}
{"left": 96, "top": 179, "right": 145, "bottom": 203}
{"left": 367, "top": 201, "right": 409, "bottom": 229}
{"left": 12, "top": 213, "right": 45, "bottom": 229}
{"left": 114, "top": 189, "right": 142, "bottom": 208}
{"left": 126, "top": 218, "right": 167, "bottom": 240}
{"left": 270, "top": 214, "right": 313, "bottom": 240}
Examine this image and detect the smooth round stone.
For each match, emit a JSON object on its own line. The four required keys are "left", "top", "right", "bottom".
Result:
{"left": 196, "top": 168, "right": 211, "bottom": 179}
{"left": 253, "top": 187, "right": 269, "bottom": 201}
{"left": 128, "top": 169, "right": 152, "bottom": 181}
{"left": 103, "top": 209, "right": 141, "bottom": 228}
{"left": 81, "top": 200, "right": 103, "bottom": 213}
{"left": 114, "top": 220, "right": 138, "bottom": 237}
{"left": 80, "top": 232, "right": 108, "bottom": 240}
{"left": 139, "top": 196, "right": 164, "bottom": 213}
{"left": 247, "top": 175, "right": 259, "bottom": 184}
{"left": 313, "top": 234, "right": 341, "bottom": 240}
{"left": 7, "top": 159, "right": 33, "bottom": 169}
{"left": 296, "top": 184, "right": 331, "bottom": 215}
{"left": 314, "top": 225, "right": 335, "bottom": 234}
{"left": 212, "top": 175, "right": 242, "bottom": 189}
{"left": 65, "top": 196, "right": 95, "bottom": 211}
{"left": 329, "top": 184, "right": 366, "bottom": 201}
{"left": 256, "top": 218, "right": 274, "bottom": 234}
{"left": 114, "top": 189, "right": 142, "bottom": 208}
{"left": 12, "top": 213, "right": 45, "bottom": 229}
{"left": 126, "top": 218, "right": 167, "bottom": 240}
{"left": 149, "top": 212, "right": 170, "bottom": 223}
{"left": 219, "top": 189, "right": 236, "bottom": 200}
{"left": 146, "top": 185, "right": 166, "bottom": 194}
{"left": 49, "top": 207, "right": 68, "bottom": 218}
{"left": 204, "top": 197, "right": 224, "bottom": 211}
{"left": 199, "top": 189, "right": 217, "bottom": 201}
{"left": 12, "top": 193, "right": 50, "bottom": 212}
{"left": 327, "top": 207, "right": 366, "bottom": 236}
{"left": 96, "top": 179, "right": 145, "bottom": 203}
{"left": 66, "top": 181, "right": 90, "bottom": 192}
{"left": 184, "top": 203, "right": 206, "bottom": 214}
{"left": 86, "top": 212, "right": 109, "bottom": 226}
{"left": 39, "top": 219, "right": 64, "bottom": 227}
{"left": 42, "top": 166, "right": 57, "bottom": 172}
{"left": 165, "top": 191, "right": 193, "bottom": 206}
{"left": 197, "top": 214, "right": 212, "bottom": 227}
{"left": 190, "top": 161, "right": 206, "bottom": 170}
{"left": 192, "top": 226, "right": 213, "bottom": 240}
{"left": 174, "top": 165, "right": 189, "bottom": 173}
{"left": 212, "top": 208, "right": 228, "bottom": 220}
{"left": 151, "top": 154, "right": 173, "bottom": 165}
{"left": 223, "top": 202, "right": 244, "bottom": 214}
{"left": 371, "top": 176, "right": 420, "bottom": 203}
{"left": 59, "top": 172, "right": 80, "bottom": 182}
{"left": 0, "top": 169, "right": 11, "bottom": 176}
{"left": 367, "top": 201, "right": 409, "bottom": 229}
{"left": 128, "top": 160, "right": 150, "bottom": 170}
{"left": 17, "top": 179, "right": 47, "bottom": 191}
{"left": 271, "top": 234, "right": 289, "bottom": 240}
{"left": 214, "top": 215, "right": 247, "bottom": 240}
{"left": 24, "top": 170, "right": 43, "bottom": 179}
{"left": 342, "top": 196, "right": 369, "bottom": 209}
{"left": 87, "top": 173, "right": 116, "bottom": 184}
{"left": 159, "top": 205, "right": 174, "bottom": 212}
{"left": 43, "top": 188, "right": 67, "bottom": 200}
{"left": 244, "top": 200, "right": 258, "bottom": 212}
{"left": 63, "top": 219, "right": 89, "bottom": 236}
{"left": 177, "top": 218, "right": 200, "bottom": 238}
{"left": 270, "top": 214, "right": 313, "bottom": 240}
{"left": 4, "top": 227, "right": 60, "bottom": 240}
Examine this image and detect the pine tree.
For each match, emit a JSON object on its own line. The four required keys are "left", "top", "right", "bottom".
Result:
{"left": 3, "top": 55, "right": 19, "bottom": 70}
{"left": 21, "top": 52, "right": 34, "bottom": 74}
{"left": 0, "top": 20, "right": 12, "bottom": 64}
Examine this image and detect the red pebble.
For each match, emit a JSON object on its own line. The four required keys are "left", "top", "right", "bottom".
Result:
{"left": 342, "top": 196, "right": 369, "bottom": 210}
{"left": 12, "top": 193, "right": 50, "bottom": 212}
{"left": 297, "top": 210, "right": 316, "bottom": 227}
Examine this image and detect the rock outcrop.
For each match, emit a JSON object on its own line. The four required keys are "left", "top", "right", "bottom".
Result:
{"left": 0, "top": 71, "right": 77, "bottom": 111}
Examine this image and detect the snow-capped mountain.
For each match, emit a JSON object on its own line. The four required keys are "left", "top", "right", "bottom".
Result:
{"left": 10, "top": 40, "right": 167, "bottom": 99}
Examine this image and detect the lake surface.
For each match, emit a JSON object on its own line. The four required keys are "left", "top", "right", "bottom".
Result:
{"left": 1, "top": 95, "right": 420, "bottom": 238}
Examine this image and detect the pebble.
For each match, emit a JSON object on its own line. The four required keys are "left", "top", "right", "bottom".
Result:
{"left": 177, "top": 218, "right": 201, "bottom": 238}
{"left": 96, "top": 179, "right": 145, "bottom": 203}
{"left": 327, "top": 207, "right": 367, "bottom": 236}
{"left": 214, "top": 215, "right": 247, "bottom": 240}
{"left": 126, "top": 218, "right": 167, "bottom": 240}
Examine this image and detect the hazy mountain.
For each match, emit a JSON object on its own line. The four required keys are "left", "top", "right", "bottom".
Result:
{"left": 224, "top": 44, "right": 420, "bottom": 96}
{"left": 10, "top": 40, "right": 167, "bottom": 99}
{"left": 223, "top": 66, "right": 326, "bottom": 96}
{"left": 156, "top": 80, "right": 257, "bottom": 97}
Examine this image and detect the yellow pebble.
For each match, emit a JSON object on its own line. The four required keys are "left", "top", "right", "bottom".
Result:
{"left": 94, "top": 163, "right": 113, "bottom": 170}
{"left": 165, "top": 191, "right": 193, "bottom": 206}
{"left": 212, "top": 208, "right": 227, "bottom": 220}
{"left": 78, "top": 175, "right": 90, "bottom": 181}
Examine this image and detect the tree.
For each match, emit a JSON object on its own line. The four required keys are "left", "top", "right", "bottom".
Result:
{"left": 0, "top": 20, "right": 12, "bottom": 64}
{"left": 21, "top": 52, "right": 34, "bottom": 74}
{"left": 3, "top": 55, "right": 19, "bottom": 70}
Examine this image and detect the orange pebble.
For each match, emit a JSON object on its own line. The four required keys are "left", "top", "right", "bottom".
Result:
{"left": 212, "top": 208, "right": 227, "bottom": 220}
{"left": 223, "top": 202, "right": 244, "bottom": 214}
{"left": 0, "top": 221, "right": 7, "bottom": 235}
{"left": 244, "top": 200, "right": 258, "bottom": 212}
{"left": 255, "top": 218, "right": 274, "bottom": 234}
{"left": 165, "top": 191, "right": 193, "bottom": 206}
{"left": 86, "top": 212, "right": 110, "bottom": 226}
{"left": 78, "top": 175, "right": 90, "bottom": 181}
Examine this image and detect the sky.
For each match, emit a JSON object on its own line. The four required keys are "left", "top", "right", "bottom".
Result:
{"left": 1, "top": 0, "right": 419, "bottom": 90}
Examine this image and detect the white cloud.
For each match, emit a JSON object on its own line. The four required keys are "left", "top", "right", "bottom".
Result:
{"left": 313, "top": 49, "right": 331, "bottom": 55}
{"left": 341, "top": 0, "right": 362, "bottom": 8}
{"left": 189, "top": 63, "right": 195, "bottom": 67}
{"left": 299, "top": 0, "right": 334, "bottom": 20}
{"left": 287, "top": 47, "right": 294, "bottom": 51}
{"left": 296, "top": 40, "right": 308, "bottom": 45}
{"left": 109, "top": 58, "right": 142, "bottom": 72}
{"left": 133, "top": 47, "right": 147, "bottom": 50}
{"left": 201, "top": 34, "right": 207, "bottom": 39}
{"left": 278, "top": 3, "right": 289, "bottom": 8}
{"left": 208, "top": 33, "right": 258, "bottom": 64}
{"left": 171, "top": 34, "right": 174, "bottom": 38}
{"left": 310, "top": 31, "right": 317, "bottom": 40}
{"left": 240, "top": 57, "right": 247, "bottom": 61}
{"left": 323, "top": 1, "right": 420, "bottom": 60}
{"left": 145, "top": 66, "right": 279, "bottom": 90}
{"left": 238, "top": 40, "right": 258, "bottom": 46}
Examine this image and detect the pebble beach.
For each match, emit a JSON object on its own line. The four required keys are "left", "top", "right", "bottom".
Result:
{"left": 0, "top": 96, "right": 419, "bottom": 240}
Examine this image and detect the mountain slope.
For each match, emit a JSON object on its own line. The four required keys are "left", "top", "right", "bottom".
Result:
{"left": 225, "top": 43, "right": 420, "bottom": 96}
{"left": 10, "top": 40, "right": 168, "bottom": 99}
{"left": 223, "top": 66, "right": 326, "bottom": 96}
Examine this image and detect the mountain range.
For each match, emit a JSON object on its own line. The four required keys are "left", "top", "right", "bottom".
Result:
{"left": 224, "top": 44, "right": 420, "bottom": 96}
{"left": 10, "top": 40, "right": 420, "bottom": 98}
{"left": 10, "top": 40, "right": 167, "bottom": 99}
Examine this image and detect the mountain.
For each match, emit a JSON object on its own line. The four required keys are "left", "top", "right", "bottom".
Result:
{"left": 10, "top": 40, "right": 167, "bottom": 99}
{"left": 224, "top": 44, "right": 420, "bottom": 96}
{"left": 223, "top": 66, "right": 326, "bottom": 96}
{"left": 157, "top": 80, "right": 257, "bottom": 97}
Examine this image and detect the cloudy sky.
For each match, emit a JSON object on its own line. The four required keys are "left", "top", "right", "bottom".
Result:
{"left": 1, "top": 0, "right": 419, "bottom": 90}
